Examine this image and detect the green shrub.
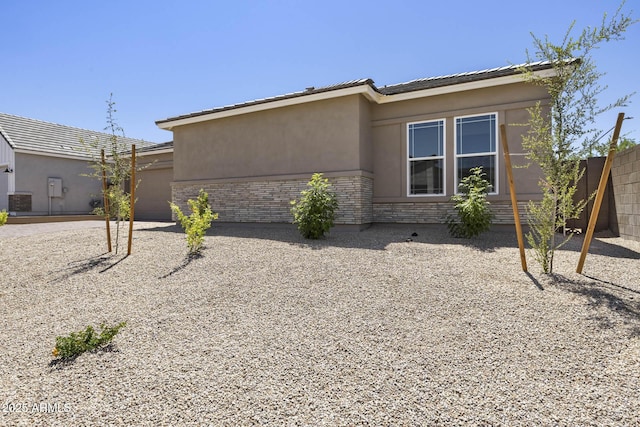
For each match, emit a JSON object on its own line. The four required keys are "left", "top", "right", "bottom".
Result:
{"left": 52, "top": 321, "right": 126, "bottom": 359}
{"left": 447, "top": 167, "right": 493, "bottom": 238}
{"left": 290, "top": 173, "right": 339, "bottom": 239}
{"left": 0, "top": 210, "right": 7, "bottom": 226}
{"left": 170, "top": 189, "right": 217, "bottom": 255}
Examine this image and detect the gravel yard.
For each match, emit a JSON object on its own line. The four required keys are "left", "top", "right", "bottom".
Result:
{"left": 1, "top": 222, "right": 639, "bottom": 426}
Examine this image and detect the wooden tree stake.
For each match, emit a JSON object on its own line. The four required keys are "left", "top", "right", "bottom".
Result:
{"left": 127, "top": 145, "right": 136, "bottom": 255}
{"left": 576, "top": 112, "right": 625, "bottom": 274}
{"left": 101, "top": 149, "right": 112, "bottom": 253}
{"left": 500, "top": 124, "right": 528, "bottom": 272}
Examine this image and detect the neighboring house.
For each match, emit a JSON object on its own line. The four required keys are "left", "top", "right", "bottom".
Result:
{"left": 0, "top": 113, "right": 153, "bottom": 216}
{"left": 156, "top": 62, "right": 555, "bottom": 227}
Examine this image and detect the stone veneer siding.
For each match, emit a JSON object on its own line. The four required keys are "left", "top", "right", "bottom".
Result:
{"left": 172, "top": 174, "right": 373, "bottom": 225}
{"left": 610, "top": 145, "right": 640, "bottom": 242}
{"left": 373, "top": 201, "right": 530, "bottom": 225}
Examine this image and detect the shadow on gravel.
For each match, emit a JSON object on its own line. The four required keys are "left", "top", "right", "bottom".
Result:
{"left": 550, "top": 274, "right": 640, "bottom": 337}
{"left": 48, "top": 344, "right": 120, "bottom": 371}
{"left": 49, "top": 253, "right": 129, "bottom": 282}
{"left": 160, "top": 253, "right": 203, "bottom": 278}
{"left": 525, "top": 272, "right": 545, "bottom": 291}
{"left": 138, "top": 223, "right": 528, "bottom": 251}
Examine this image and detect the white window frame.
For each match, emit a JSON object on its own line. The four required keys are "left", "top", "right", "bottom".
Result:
{"left": 407, "top": 118, "right": 446, "bottom": 197}
{"left": 454, "top": 112, "right": 499, "bottom": 195}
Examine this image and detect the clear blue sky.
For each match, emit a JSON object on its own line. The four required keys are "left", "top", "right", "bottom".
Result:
{"left": 2, "top": 0, "right": 638, "bottom": 144}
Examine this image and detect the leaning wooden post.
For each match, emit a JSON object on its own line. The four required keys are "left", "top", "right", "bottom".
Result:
{"left": 500, "top": 124, "right": 527, "bottom": 272}
{"left": 101, "top": 149, "right": 112, "bottom": 253}
{"left": 127, "top": 145, "right": 136, "bottom": 256}
{"left": 576, "top": 113, "right": 625, "bottom": 274}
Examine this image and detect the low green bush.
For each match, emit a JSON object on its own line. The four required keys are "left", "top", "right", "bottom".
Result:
{"left": 291, "top": 173, "right": 339, "bottom": 239}
{"left": 0, "top": 210, "right": 7, "bottom": 226}
{"left": 447, "top": 166, "right": 493, "bottom": 238}
{"left": 52, "top": 321, "right": 126, "bottom": 359}
{"left": 170, "top": 189, "right": 217, "bottom": 255}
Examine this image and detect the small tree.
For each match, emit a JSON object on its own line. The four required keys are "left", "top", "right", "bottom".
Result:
{"left": 290, "top": 173, "right": 339, "bottom": 239}
{"left": 447, "top": 167, "right": 493, "bottom": 238}
{"left": 519, "top": 2, "right": 635, "bottom": 273}
{"left": 83, "top": 94, "right": 138, "bottom": 254}
{"left": 170, "top": 189, "right": 217, "bottom": 255}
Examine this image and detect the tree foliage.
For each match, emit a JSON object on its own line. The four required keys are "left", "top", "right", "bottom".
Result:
{"left": 519, "top": 2, "right": 635, "bottom": 273}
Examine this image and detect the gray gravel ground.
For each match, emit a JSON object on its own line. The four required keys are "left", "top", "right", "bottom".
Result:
{"left": 1, "top": 222, "right": 639, "bottom": 426}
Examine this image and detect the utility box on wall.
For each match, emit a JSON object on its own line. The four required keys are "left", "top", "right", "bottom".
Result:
{"left": 48, "top": 178, "right": 63, "bottom": 197}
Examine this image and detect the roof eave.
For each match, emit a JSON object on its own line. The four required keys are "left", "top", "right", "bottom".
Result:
{"left": 156, "top": 84, "right": 381, "bottom": 130}
{"left": 156, "top": 67, "right": 555, "bottom": 130}
{"left": 380, "top": 68, "right": 556, "bottom": 104}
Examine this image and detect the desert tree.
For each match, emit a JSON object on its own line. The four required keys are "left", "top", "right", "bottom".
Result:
{"left": 518, "top": 1, "right": 635, "bottom": 273}
{"left": 82, "top": 94, "right": 138, "bottom": 254}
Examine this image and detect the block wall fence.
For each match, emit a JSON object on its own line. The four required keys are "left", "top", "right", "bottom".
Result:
{"left": 611, "top": 145, "right": 640, "bottom": 242}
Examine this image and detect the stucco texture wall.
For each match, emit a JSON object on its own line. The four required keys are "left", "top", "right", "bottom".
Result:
{"left": 14, "top": 153, "right": 100, "bottom": 215}
{"left": 172, "top": 95, "right": 366, "bottom": 182}
{"left": 135, "top": 152, "right": 173, "bottom": 220}
{"left": 371, "top": 83, "right": 549, "bottom": 204}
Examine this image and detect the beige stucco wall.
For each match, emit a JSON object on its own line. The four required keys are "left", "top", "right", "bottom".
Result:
{"left": 371, "top": 82, "right": 549, "bottom": 207}
{"left": 135, "top": 152, "right": 173, "bottom": 220}
{"left": 167, "top": 81, "right": 549, "bottom": 225}
{"left": 173, "top": 95, "right": 366, "bottom": 182}
{"left": 14, "top": 153, "right": 100, "bottom": 215}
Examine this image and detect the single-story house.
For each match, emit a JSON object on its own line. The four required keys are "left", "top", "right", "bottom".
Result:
{"left": 155, "top": 62, "right": 553, "bottom": 227}
{"left": 0, "top": 113, "right": 154, "bottom": 216}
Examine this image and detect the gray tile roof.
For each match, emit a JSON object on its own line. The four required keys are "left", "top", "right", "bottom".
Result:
{"left": 0, "top": 112, "right": 155, "bottom": 159}
{"left": 156, "top": 79, "right": 374, "bottom": 125}
{"left": 376, "top": 61, "right": 555, "bottom": 95}
{"left": 136, "top": 140, "right": 173, "bottom": 153}
{"left": 157, "top": 61, "right": 555, "bottom": 125}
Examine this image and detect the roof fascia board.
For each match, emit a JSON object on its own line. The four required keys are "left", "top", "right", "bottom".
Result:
{"left": 123, "top": 148, "right": 174, "bottom": 158}
{"left": 157, "top": 85, "right": 379, "bottom": 130}
{"left": 0, "top": 126, "right": 16, "bottom": 149}
{"left": 379, "top": 69, "right": 556, "bottom": 104}
{"left": 14, "top": 148, "right": 94, "bottom": 161}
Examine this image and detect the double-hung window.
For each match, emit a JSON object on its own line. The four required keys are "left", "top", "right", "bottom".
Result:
{"left": 408, "top": 120, "right": 445, "bottom": 195}
{"left": 455, "top": 113, "right": 498, "bottom": 194}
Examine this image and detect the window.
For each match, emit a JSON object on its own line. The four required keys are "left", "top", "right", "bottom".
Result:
{"left": 455, "top": 113, "right": 498, "bottom": 194}
{"left": 408, "top": 120, "right": 445, "bottom": 195}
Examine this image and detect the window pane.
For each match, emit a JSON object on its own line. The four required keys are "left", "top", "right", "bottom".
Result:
{"left": 457, "top": 156, "right": 495, "bottom": 192}
{"left": 456, "top": 114, "right": 496, "bottom": 154}
{"left": 410, "top": 159, "right": 444, "bottom": 194}
{"left": 409, "top": 121, "right": 443, "bottom": 158}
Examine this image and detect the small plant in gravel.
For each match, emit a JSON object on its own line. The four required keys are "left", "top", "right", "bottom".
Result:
{"left": 290, "top": 173, "right": 339, "bottom": 239}
{"left": 170, "top": 189, "right": 217, "bottom": 255}
{"left": 447, "top": 166, "right": 493, "bottom": 238}
{"left": 52, "top": 321, "right": 126, "bottom": 360}
{"left": 0, "top": 210, "right": 7, "bottom": 226}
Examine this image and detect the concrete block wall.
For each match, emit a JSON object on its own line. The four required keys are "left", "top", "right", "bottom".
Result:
{"left": 611, "top": 145, "right": 640, "bottom": 242}
{"left": 171, "top": 174, "right": 374, "bottom": 225}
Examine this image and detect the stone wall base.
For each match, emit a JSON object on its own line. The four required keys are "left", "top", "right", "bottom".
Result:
{"left": 172, "top": 174, "right": 373, "bottom": 225}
